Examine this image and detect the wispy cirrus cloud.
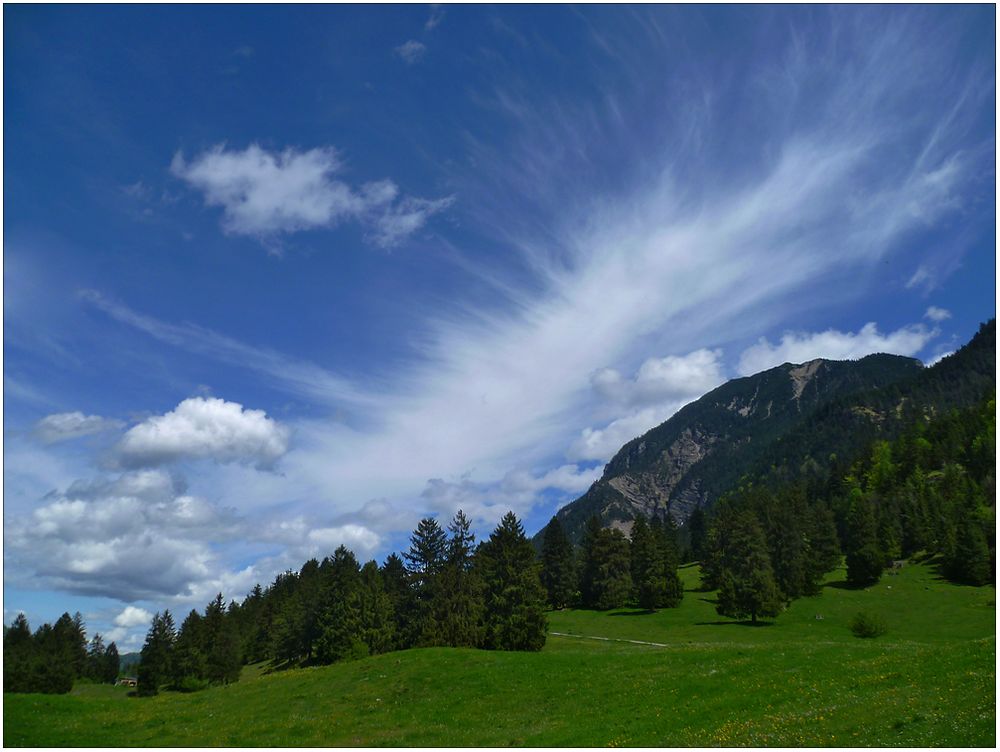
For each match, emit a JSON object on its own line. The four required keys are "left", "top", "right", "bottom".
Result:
{"left": 79, "top": 289, "right": 378, "bottom": 410}
{"left": 32, "top": 412, "right": 124, "bottom": 444}
{"left": 394, "top": 40, "right": 426, "bottom": 65}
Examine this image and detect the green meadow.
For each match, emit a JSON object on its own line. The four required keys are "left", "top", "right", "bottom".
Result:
{"left": 5, "top": 560, "right": 994, "bottom": 747}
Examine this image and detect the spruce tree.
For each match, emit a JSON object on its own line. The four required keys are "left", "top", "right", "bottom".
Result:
{"left": 845, "top": 490, "right": 884, "bottom": 587}
{"left": 315, "top": 546, "right": 366, "bottom": 663}
{"left": 714, "top": 511, "right": 782, "bottom": 625}
{"left": 803, "top": 504, "right": 841, "bottom": 594}
{"left": 431, "top": 510, "right": 484, "bottom": 647}
{"left": 357, "top": 561, "right": 396, "bottom": 655}
{"left": 631, "top": 516, "right": 666, "bottom": 610}
{"left": 405, "top": 517, "right": 448, "bottom": 643}
{"left": 688, "top": 508, "right": 708, "bottom": 562}
{"left": 138, "top": 611, "right": 175, "bottom": 696}
{"left": 476, "top": 512, "right": 547, "bottom": 651}
{"left": 578, "top": 516, "right": 603, "bottom": 608}
{"left": 540, "top": 516, "right": 576, "bottom": 609}
{"left": 590, "top": 528, "right": 633, "bottom": 610}
{"left": 104, "top": 642, "right": 120, "bottom": 684}
{"left": 652, "top": 515, "right": 684, "bottom": 608}
{"left": 380, "top": 553, "right": 417, "bottom": 650}
{"left": 87, "top": 633, "right": 106, "bottom": 681}
{"left": 3, "top": 613, "right": 35, "bottom": 693}
{"left": 172, "top": 609, "right": 207, "bottom": 687}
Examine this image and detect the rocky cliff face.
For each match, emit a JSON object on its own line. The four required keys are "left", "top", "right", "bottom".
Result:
{"left": 545, "top": 352, "right": 926, "bottom": 544}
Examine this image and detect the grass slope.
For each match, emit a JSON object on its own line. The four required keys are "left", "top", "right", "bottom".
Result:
{"left": 5, "top": 561, "right": 994, "bottom": 747}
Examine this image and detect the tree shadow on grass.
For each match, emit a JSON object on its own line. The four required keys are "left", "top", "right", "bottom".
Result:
{"left": 695, "top": 620, "right": 774, "bottom": 627}
{"left": 824, "top": 579, "right": 862, "bottom": 590}
{"left": 607, "top": 609, "right": 656, "bottom": 617}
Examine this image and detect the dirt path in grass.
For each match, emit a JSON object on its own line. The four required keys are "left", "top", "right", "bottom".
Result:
{"left": 549, "top": 631, "right": 669, "bottom": 648}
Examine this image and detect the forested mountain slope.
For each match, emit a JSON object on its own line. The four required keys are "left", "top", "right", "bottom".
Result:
{"left": 545, "top": 320, "right": 995, "bottom": 544}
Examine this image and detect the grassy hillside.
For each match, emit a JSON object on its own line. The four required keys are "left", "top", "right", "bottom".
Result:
{"left": 5, "top": 560, "right": 993, "bottom": 747}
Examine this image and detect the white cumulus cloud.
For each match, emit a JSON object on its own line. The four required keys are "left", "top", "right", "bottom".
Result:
{"left": 737, "top": 322, "right": 937, "bottom": 376}
{"left": 171, "top": 144, "right": 450, "bottom": 247}
{"left": 924, "top": 306, "right": 952, "bottom": 322}
{"left": 591, "top": 348, "right": 725, "bottom": 407}
{"left": 113, "top": 605, "right": 153, "bottom": 629}
{"left": 116, "top": 397, "right": 290, "bottom": 469}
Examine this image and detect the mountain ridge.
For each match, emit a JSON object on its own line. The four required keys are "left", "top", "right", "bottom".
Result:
{"left": 541, "top": 320, "right": 995, "bottom": 545}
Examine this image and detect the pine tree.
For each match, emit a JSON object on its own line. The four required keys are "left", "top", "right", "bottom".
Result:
{"left": 405, "top": 517, "right": 448, "bottom": 644}
{"left": 714, "top": 511, "right": 782, "bottom": 625}
{"left": 315, "top": 546, "right": 366, "bottom": 663}
{"left": 3, "top": 613, "right": 36, "bottom": 693}
{"left": 688, "top": 508, "right": 708, "bottom": 562}
{"left": 539, "top": 516, "right": 576, "bottom": 609}
{"left": 651, "top": 515, "right": 684, "bottom": 608}
{"left": 104, "top": 642, "right": 120, "bottom": 684}
{"left": 172, "top": 609, "right": 207, "bottom": 687}
{"left": 431, "top": 510, "right": 484, "bottom": 647}
{"left": 803, "top": 504, "right": 841, "bottom": 594}
{"left": 590, "top": 528, "right": 632, "bottom": 610}
{"left": 380, "top": 553, "right": 417, "bottom": 650}
{"left": 947, "top": 495, "right": 993, "bottom": 585}
{"left": 630, "top": 516, "right": 665, "bottom": 610}
{"left": 477, "top": 512, "right": 547, "bottom": 651}
{"left": 69, "top": 612, "right": 89, "bottom": 680}
{"left": 87, "top": 633, "right": 106, "bottom": 681}
{"left": 31, "top": 622, "right": 74, "bottom": 694}
{"left": 578, "top": 516, "right": 603, "bottom": 608}
{"left": 137, "top": 611, "right": 175, "bottom": 696}
{"left": 357, "top": 561, "right": 396, "bottom": 655}
{"left": 845, "top": 490, "right": 884, "bottom": 587}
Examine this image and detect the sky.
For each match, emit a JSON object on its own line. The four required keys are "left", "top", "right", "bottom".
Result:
{"left": 3, "top": 4, "right": 995, "bottom": 651}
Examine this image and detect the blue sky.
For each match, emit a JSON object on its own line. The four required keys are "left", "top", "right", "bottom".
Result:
{"left": 4, "top": 5, "right": 995, "bottom": 650}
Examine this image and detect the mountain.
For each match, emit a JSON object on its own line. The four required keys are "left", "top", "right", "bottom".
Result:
{"left": 544, "top": 320, "right": 995, "bottom": 544}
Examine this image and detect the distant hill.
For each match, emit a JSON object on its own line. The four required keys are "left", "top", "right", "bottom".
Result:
{"left": 542, "top": 320, "right": 995, "bottom": 544}
{"left": 118, "top": 652, "right": 140, "bottom": 675}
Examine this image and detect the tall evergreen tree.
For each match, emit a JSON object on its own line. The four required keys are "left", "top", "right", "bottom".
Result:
{"left": 137, "top": 611, "right": 175, "bottom": 696}
{"left": 630, "top": 516, "right": 665, "bottom": 610}
{"left": 380, "top": 553, "right": 417, "bottom": 650}
{"left": 87, "top": 633, "right": 106, "bottom": 681}
{"left": 477, "top": 512, "right": 547, "bottom": 651}
{"left": 651, "top": 516, "right": 684, "bottom": 608}
{"left": 405, "top": 517, "right": 448, "bottom": 644}
{"left": 845, "top": 490, "right": 884, "bottom": 587}
{"left": 172, "top": 609, "right": 207, "bottom": 687}
{"left": 430, "top": 510, "right": 484, "bottom": 647}
{"left": 104, "top": 642, "right": 120, "bottom": 684}
{"left": 357, "top": 560, "right": 396, "bottom": 655}
{"left": 714, "top": 511, "right": 782, "bottom": 624}
{"left": 688, "top": 508, "right": 708, "bottom": 562}
{"left": 3, "top": 613, "right": 36, "bottom": 693}
{"left": 540, "top": 516, "right": 576, "bottom": 609}
{"left": 578, "top": 516, "right": 603, "bottom": 608}
{"left": 589, "top": 528, "right": 632, "bottom": 611}
{"left": 315, "top": 546, "right": 366, "bottom": 663}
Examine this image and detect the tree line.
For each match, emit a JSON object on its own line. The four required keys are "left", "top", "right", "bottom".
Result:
{"left": 697, "top": 392, "right": 995, "bottom": 624}
{"left": 134, "top": 510, "right": 547, "bottom": 695}
{"left": 3, "top": 611, "right": 119, "bottom": 693}
{"left": 540, "top": 513, "right": 685, "bottom": 612}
